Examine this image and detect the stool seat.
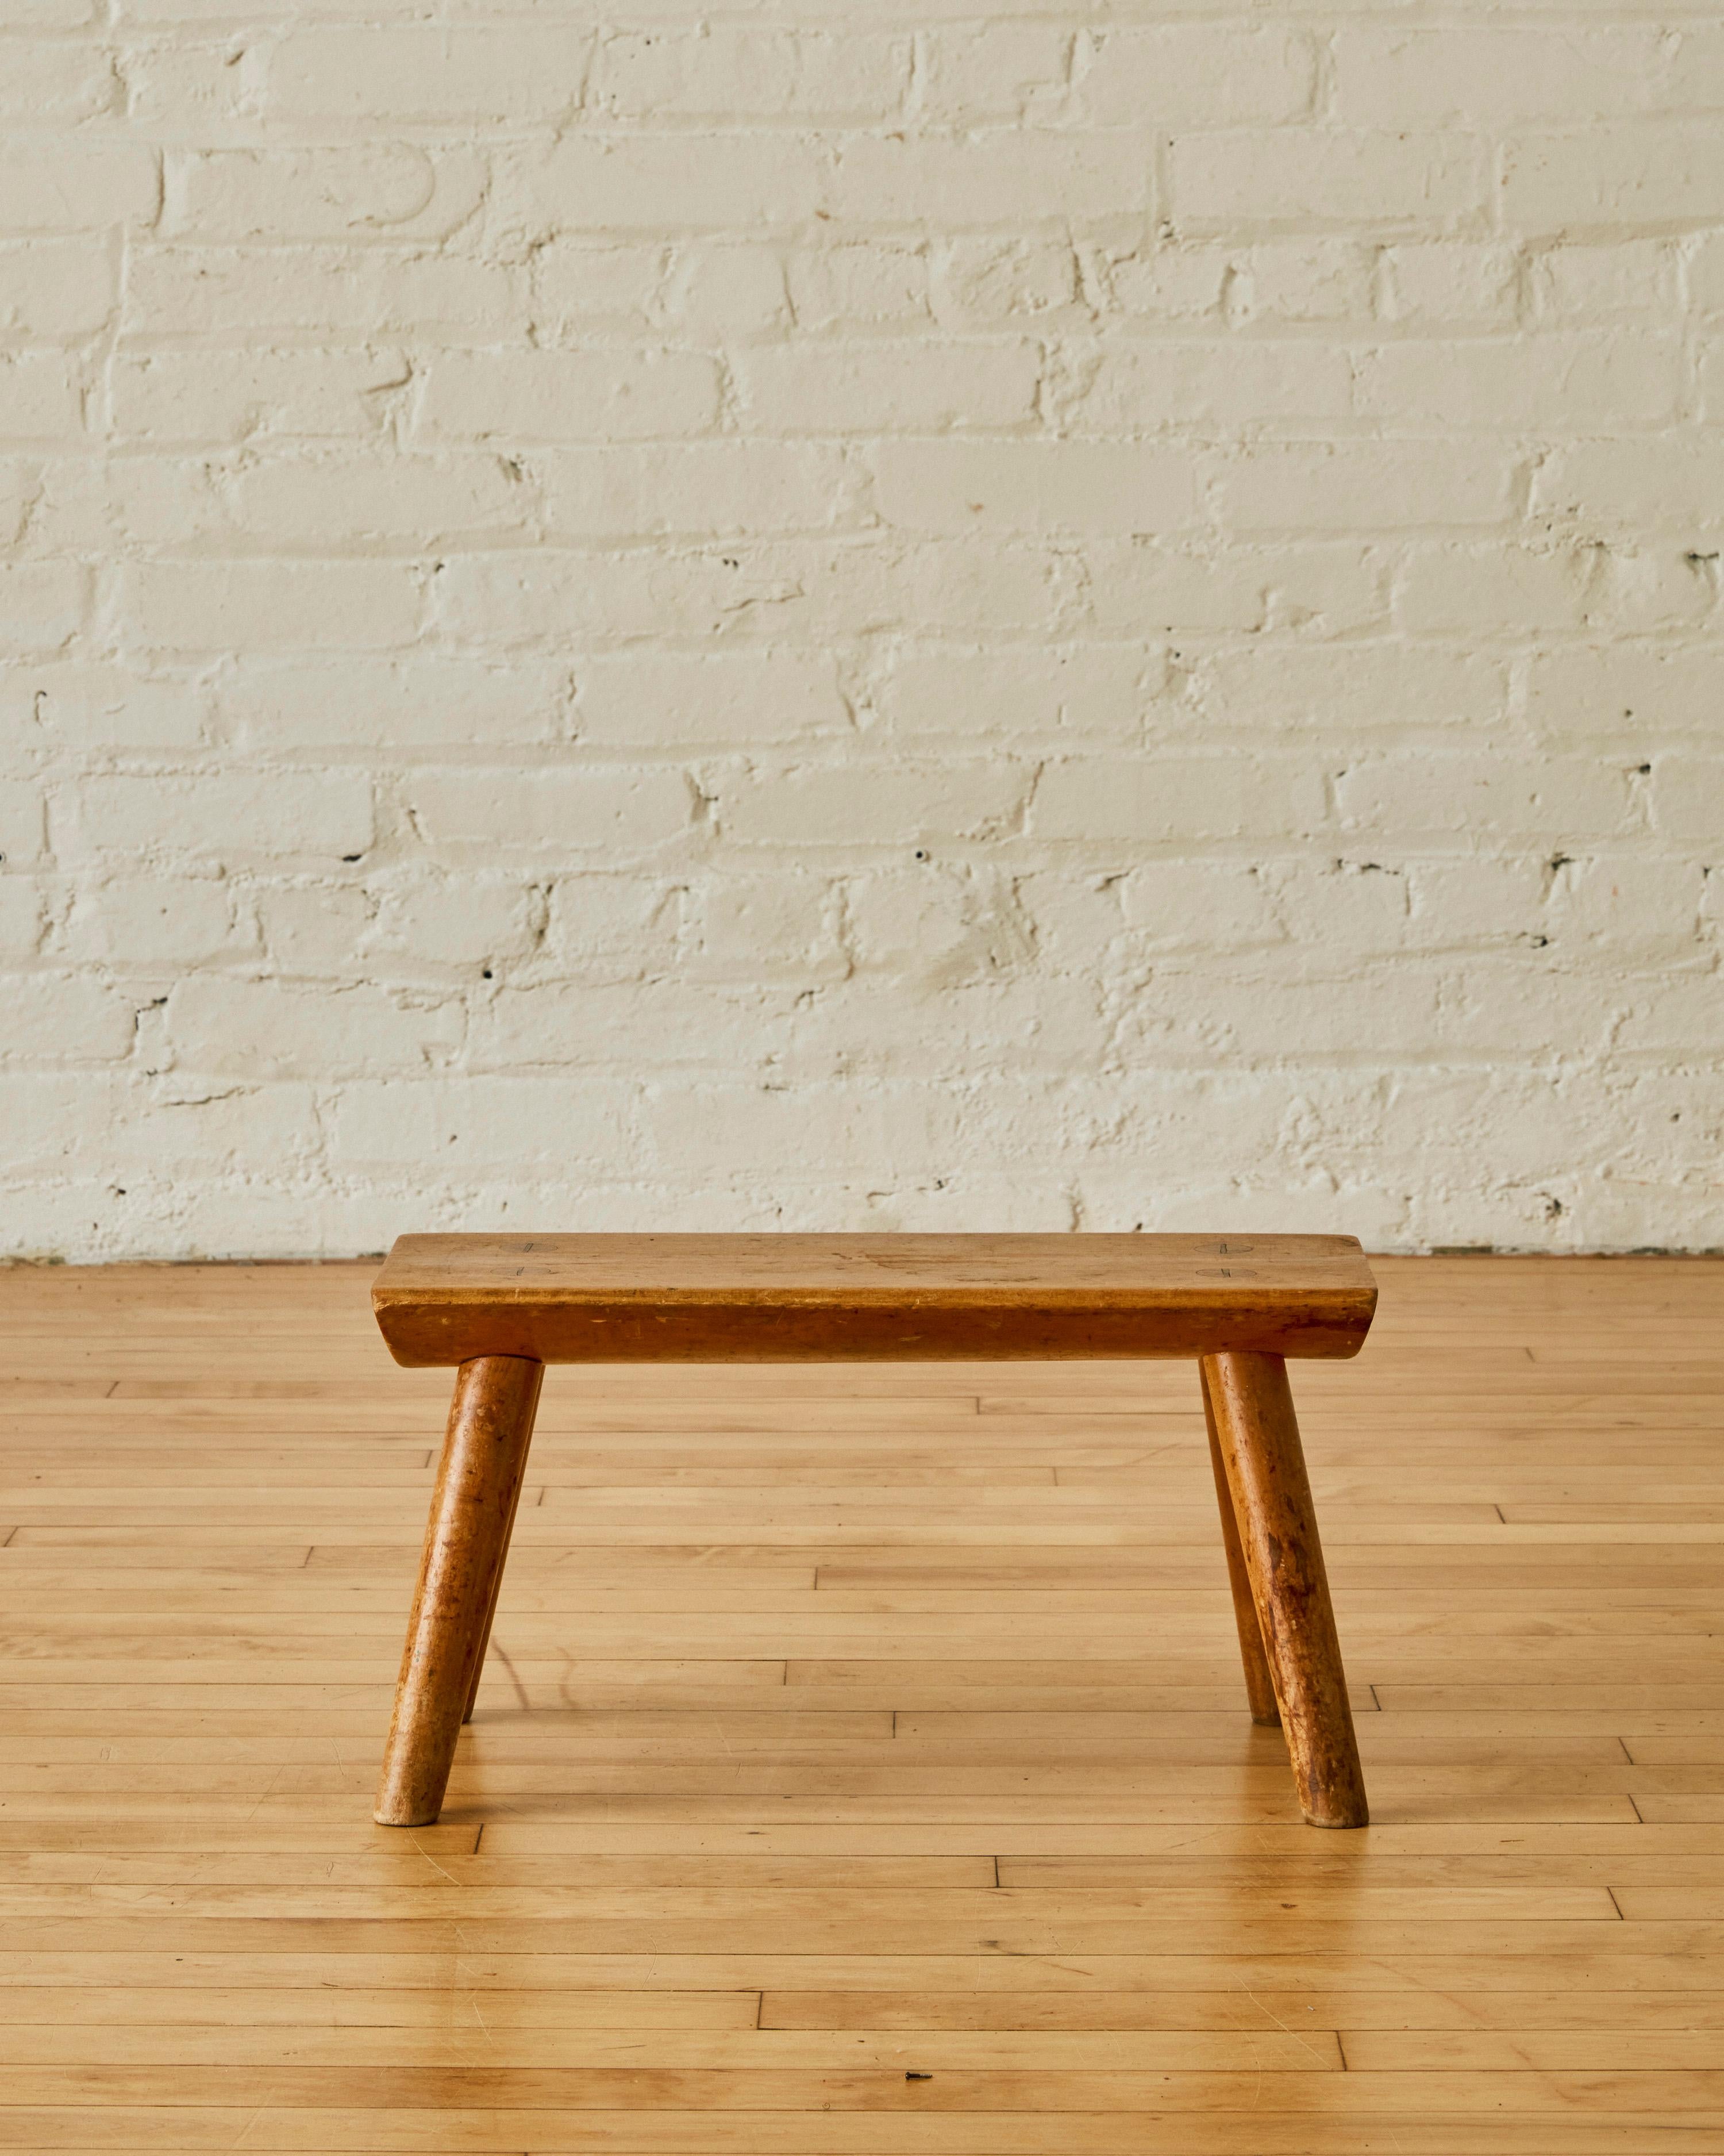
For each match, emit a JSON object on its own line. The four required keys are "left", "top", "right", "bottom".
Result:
{"left": 371, "top": 1231, "right": 1377, "bottom": 1839}
{"left": 373, "top": 1232, "right": 1377, "bottom": 1366}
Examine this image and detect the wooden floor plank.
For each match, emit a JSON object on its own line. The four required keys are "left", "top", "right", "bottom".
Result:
{"left": 4, "top": 2114, "right": 1724, "bottom": 2154}
{"left": 0, "top": 2026, "right": 1348, "bottom": 2069}
{"left": 6, "top": 2060, "right": 1724, "bottom": 2112}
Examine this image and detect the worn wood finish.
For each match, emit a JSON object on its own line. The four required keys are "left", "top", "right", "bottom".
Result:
{"left": 372, "top": 1233, "right": 1377, "bottom": 1366}
{"left": 374, "top": 1354, "right": 542, "bottom": 1827}
{"left": 7, "top": 1255, "right": 1724, "bottom": 2150}
{"left": 462, "top": 1438, "right": 531, "bottom": 1728}
{"left": 375, "top": 1235, "right": 1370, "bottom": 1824}
{"left": 1203, "top": 1349, "right": 1368, "bottom": 1828}
{"left": 1200, "top": 1362, "right": 1281, "bottom": 1728}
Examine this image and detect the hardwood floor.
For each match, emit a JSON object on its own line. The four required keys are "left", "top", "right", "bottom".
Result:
{"left": 2, "top": 1252, "right": 1721, "bottom": 2151}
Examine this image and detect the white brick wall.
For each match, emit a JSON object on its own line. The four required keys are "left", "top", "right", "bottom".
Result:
{"left": 3, "top": 2, "right": 1720, "bottom": 1260}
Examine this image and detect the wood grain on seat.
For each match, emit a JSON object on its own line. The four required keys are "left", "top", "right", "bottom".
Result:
{"left": 372, "top": 1232, "right": 1378, "bottom": 1367}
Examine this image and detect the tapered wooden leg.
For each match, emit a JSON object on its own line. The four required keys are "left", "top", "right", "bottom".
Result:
{"left": 375, "top": 1354, "right": 543, "bottom": 1827}
{"left": 1201, "top": 1349, "right": 1368, "bottom": 1828}
{"left": 1199, "top": 1363, "right": 1280, "bottom": 1728}
{"left": 461, "top": 1454, "right": 530, "bottom": 1725}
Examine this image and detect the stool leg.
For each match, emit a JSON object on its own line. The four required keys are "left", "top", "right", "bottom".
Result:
{"left": 1201, "top": 1350, "right": 1368, "bottom": 1828}
{"left": 1199, "top": 1363, "right": 1280, "bottom": 1727}
{"left": 461, "top": 1453, "right": 530, "bottom": 1726}
{"left": 375, "top": 1354, "right": 543, "bottom": 1827}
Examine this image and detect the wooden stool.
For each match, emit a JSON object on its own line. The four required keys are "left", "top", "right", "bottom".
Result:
{"left": 370, "top": 1233, "right": 1377, "bottom": 1831}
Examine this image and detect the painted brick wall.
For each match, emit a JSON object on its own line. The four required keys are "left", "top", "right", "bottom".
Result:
{"left": 3, "top": 3, "right": 1721, "bottom": 1259}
